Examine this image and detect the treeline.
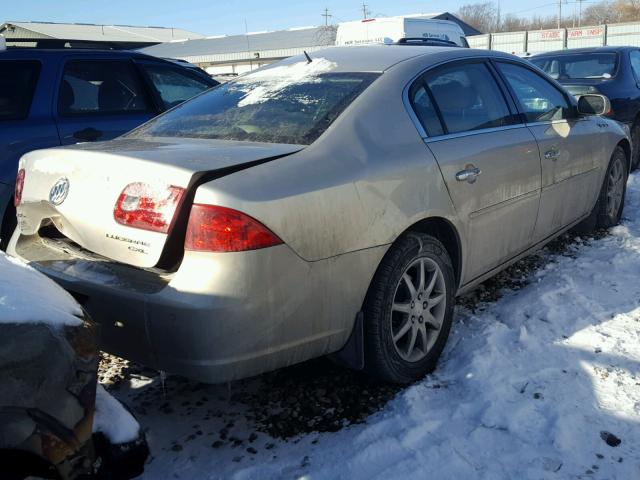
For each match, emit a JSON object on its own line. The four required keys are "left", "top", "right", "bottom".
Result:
{"left": 457, "top": 0, "right": 640, "bottom": 33}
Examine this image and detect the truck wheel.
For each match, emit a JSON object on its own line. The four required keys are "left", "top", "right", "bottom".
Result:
{"left": 363, "top": 233, "right": 455, "bottom": 384}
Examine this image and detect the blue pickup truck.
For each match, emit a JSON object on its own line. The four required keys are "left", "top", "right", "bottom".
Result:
{"left": 0, "top": 48, "right": 217, "bottom": 248}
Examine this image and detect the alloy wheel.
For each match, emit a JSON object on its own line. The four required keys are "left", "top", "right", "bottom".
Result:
{"left": 390, "top": 257, "right": 447, "bottom": 362}
{"left": 607, "top": 155, "right": 625, "bottom": 218}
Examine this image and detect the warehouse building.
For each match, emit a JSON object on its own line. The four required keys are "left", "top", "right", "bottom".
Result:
{"left": 140, "top": 12, "right": 479, "bottom": 75}
{"left": 0, "top": 21, "right": 204, "bottom": 49}
{"left": 141, "top": 25, "right": 337, "bottom": 75}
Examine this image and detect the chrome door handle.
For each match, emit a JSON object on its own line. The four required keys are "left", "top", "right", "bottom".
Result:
{"left": 455, "top": 167, "right": 482, "bottom": 183}
{"left": 544, "top": 148, "right": 560, "bottom": 160}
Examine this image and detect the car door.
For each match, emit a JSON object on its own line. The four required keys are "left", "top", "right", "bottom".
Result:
{"left": 494, "top": 60, "right": 601, "bottom": 241}
{"left": 54, "top": 58, "right": 157, "bottom": 145}
{"left": 134, "top": 60, "right": 216, "bottom": 110}
{"left": 409, "top": 59, "right": 542, "bottom": 282}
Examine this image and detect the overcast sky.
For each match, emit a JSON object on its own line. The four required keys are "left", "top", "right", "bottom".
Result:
{"left": 3, "top": 0, "right": 570, "bottom": 36}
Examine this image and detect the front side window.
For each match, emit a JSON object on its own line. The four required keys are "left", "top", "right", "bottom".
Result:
{"left": 0, "top": 61, "right": 41, "bottom": 121}
{"left": 496, "top": 62, "right": 570, "bottom": 122}
{"left": 130, "top": 60, "right": 378, "bottom": 145}
{"left": 530, "top": 53, "right": 617, "bottom": 80}
{"left": 58, "top": 61, "right": 151, "bottom": 116}
{"left": 421, "top": 62, "right": 513, "bottom": 135}
{"left": 141, "top": 64, "right": 213, "bottom": 109}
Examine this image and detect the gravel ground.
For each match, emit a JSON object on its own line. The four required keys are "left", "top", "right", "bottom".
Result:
{"left": 98, "top": 229, "right": 610, "bottom": 470}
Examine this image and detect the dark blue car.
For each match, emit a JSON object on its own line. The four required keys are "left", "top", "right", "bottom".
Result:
{"left": 531, "top": 46, "right": 640, "bottom": 170}
{"left": 0, "top": 48, "right": 217, "bottom": 249}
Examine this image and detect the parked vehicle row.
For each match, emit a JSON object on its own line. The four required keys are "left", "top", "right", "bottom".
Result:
{"left": 530, "top": 46, "right": 640, "bottom": 169}
{"left": 0, "top": 48, "right": 218, "bottom": 250}
{"left": 6, "top": 44, "right": 629, "bottom": 386}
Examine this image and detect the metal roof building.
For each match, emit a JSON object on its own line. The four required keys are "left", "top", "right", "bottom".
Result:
{"left": 141, "top": 26, "right": 337, "bottom": 74}
{"left": 139, "top": 12, "right": 480, "bottom": 75}
{"left": 0, "top": 21, "right": 204, "bottom": 49}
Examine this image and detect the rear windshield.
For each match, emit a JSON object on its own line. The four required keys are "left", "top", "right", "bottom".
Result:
{"left": 0, "top": 60, "right": 41, "bottom": 120}
{"left": 530, "top": 53, "right": 618, "bottom": 80}
{"left": 129, "top": 59, "right": 378, "bottom": 145}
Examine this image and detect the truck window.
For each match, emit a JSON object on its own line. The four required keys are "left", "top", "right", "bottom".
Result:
{"left": 58, "top": 61, "right": 151, "bottom": 116}
{"left": 0, "top": 61, "right": 41, "bottom": 121}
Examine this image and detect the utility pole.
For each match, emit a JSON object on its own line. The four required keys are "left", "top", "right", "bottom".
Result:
{"left": 557, "top": 0, "right": 562, "bottom": 29}
{"left": 321, "top": 7, "right": 332, "bottom": 26}
{"left": 362, "top": 3, "right": 370, "bottom": 20}
{"left": 578, "top": 0, "right": 583, "bottom": 27}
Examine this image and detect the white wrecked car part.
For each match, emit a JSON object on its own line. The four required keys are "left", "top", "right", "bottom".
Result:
{"left": 93, "top": 384, "right": 140, "bottom": 444}
{"left": 0, "top": 252, "right": 82, "bottom": 327}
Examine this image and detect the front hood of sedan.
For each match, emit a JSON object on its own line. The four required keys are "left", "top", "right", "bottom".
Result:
{"left": 17, "top": 137, "right": 304, "bottom": 268}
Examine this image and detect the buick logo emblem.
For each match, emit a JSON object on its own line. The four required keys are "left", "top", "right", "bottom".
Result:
{"left": 49, "top": 178, "right": 70, "bottom": 206}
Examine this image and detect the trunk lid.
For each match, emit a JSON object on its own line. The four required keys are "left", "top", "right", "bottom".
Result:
{"left": 17, "top": 137, "right": 302, "bottom": 268}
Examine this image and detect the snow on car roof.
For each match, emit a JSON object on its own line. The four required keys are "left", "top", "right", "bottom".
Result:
{"left": 0, "top": 252, "right": 83, "bottom": 327}
{"left": 279, "top": 44, "right": 514, "bottom": 73}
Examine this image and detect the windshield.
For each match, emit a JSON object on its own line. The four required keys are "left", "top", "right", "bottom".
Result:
{"left": 530, "top": 53, "right": 618, "bottom": 80}
{"left": 129, "top": 59, "right": 379, "bottom": 145}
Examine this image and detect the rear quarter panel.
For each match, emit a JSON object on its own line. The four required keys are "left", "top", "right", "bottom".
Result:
{"left": 192, "top": 58, "right": 462, "bottom": 263}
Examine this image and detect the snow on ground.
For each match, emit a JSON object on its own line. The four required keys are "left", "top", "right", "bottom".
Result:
{"left": 0, "top": 252, "right": 82, "bottom": 326}
{"left": 107, "top": 174, "right": 640, "bottom": 479}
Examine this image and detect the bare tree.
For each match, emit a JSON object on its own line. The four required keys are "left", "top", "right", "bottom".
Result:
{"left": 457, "top": 2, "right": 500, "bottom": 32}
{"left": 459, "top": 0, "right": 640, "bottom": 35}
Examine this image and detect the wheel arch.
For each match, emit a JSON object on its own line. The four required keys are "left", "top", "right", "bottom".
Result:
{"left": 403, "top": 216, "right": 463, "bottom": 290}
{"left": 617, "top": 137, "right": 632, "bottom": 171}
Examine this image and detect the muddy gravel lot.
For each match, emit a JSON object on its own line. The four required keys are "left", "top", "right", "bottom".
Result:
{"left": 98, "top": 231, "right": 606, "bottom": 475}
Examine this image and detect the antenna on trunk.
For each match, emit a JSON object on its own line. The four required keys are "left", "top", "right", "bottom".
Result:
{"left": 304, "top": 50, "right": 313, "bottom": 64}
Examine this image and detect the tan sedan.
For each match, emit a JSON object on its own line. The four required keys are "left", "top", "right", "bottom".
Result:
{"left": 8, "top": 45, "right": 629, "bottom": 384}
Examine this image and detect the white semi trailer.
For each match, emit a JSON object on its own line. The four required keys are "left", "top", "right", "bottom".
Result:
{"left": 335, "top": 17, "right": 468, "bottom": 47}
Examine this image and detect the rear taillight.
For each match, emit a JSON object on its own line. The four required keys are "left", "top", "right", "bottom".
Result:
{"left": 185, "top": 204, "right": 283, "bottom": 252}
{"left": 14, "top": 169, "right": 25, "bottom": 207}
{"left": 114, "top": 183, "right": 185, "bottom": 233}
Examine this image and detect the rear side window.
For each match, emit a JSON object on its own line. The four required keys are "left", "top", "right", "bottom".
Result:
{"left": 140, "top": 64, "right": 213, "bottom": 110}
{"left": 0, "top": 61, "right": 41, "bottom": 121}
{"left": 496, "top": 62, "right": 570, "bottom": 122}
{"left": 409, "top": 84, "right": 444, "bottom": 136}
{"left": 417, "top": 62, "right": 513, "bottom": 135}
{"left": 58, "top": 60, "right": 151, "bottom": 116}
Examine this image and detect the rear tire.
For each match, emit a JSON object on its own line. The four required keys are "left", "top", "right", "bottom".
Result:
{"left": 363, "top": 233, "right": 455, "bottom": 384}
{"left": 575, "top": 145, "right": 627, "bottom": 233}
{"left": 631, "top": 123, "right": 640, "bottom": 171}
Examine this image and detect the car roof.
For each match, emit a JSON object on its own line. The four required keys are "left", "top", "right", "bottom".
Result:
{"left": 533, "top": 46, "right": 634, "bottom": 57}
{"left": 0, "top": 48, "right": 154, "bottom": 60}
{"left": 282, "top": 45, "right": 519, "bottom": 73}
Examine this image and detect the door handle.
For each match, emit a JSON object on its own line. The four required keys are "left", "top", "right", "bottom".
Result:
{"left": 544, "top": 148, "right": 560, "bottom": 160}
{"left": 73, "top": 127, "right": 103, "bottom": 142}
{"left": 455, "top": 166, "right": 482, "bottom": 183}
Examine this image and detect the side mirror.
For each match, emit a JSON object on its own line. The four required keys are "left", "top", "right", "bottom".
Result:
{"left": 577, "top": 94, "right": 611, "bottom": 116}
